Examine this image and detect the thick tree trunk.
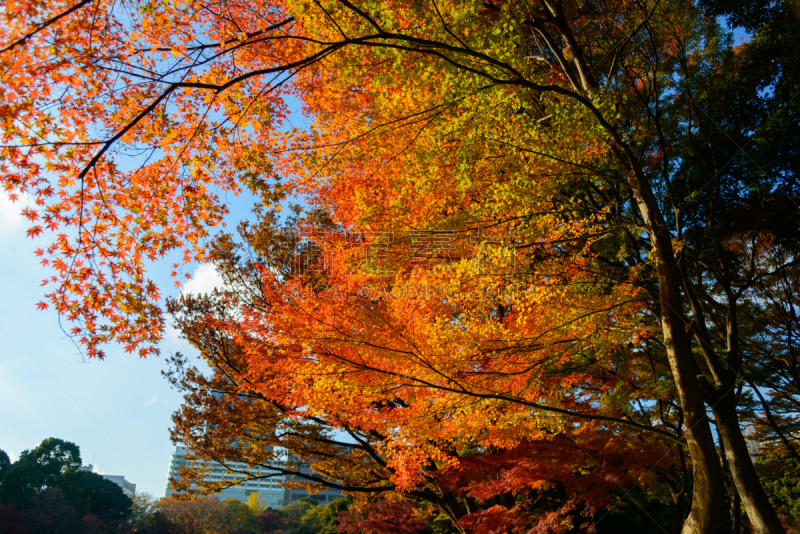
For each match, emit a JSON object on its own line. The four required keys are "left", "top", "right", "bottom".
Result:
{"left": 661, "top": 316, "right": 726, "bottom": 534}
{"left": 649, "top": 253, "right": 727, "bottom": 534}
{"left": 627, "top": 170, "right": 727, "bottom": 534}
{"left": 713, "top": 394, "right": 786, "bottom": 534}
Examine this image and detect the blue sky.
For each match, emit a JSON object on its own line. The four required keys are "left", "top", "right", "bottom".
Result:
{"left": 0, "top": 188, "right": 235, "bottom": 498}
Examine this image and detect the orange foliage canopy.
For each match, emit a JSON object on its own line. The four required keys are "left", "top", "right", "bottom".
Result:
{"left": 164, "top": 202, "right": 681, "bottom": 530}
{"left": 5, "top": 1, "right": 793, "bottom": 532}
{"left": 2, "top": 0, "right": 294, "bottom": 356}
{"left": 0, "top": 0, "right": 647, "bottom": 358}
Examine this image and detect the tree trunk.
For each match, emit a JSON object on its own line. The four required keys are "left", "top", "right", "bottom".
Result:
{"left": 650, "top": 256, "right": 727, "bottom": 534}
{"left": 627, "top": 170, "right": 727, "bottom": 534}
{"left": 713, "top": 394, "right": 786, "bottom": 534}
{"left": 731, "top": 487, "right": 741, "bottom": 534}
{"left": 663, "top": 320, "right": 726, "bottom": 534}
{"left": 671, "top": 491, "right": 690, "bottom": 534}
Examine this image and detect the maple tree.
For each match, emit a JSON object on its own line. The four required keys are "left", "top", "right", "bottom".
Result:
{"left": 2, "top": 0, "right": 798, "bottom": 533}
{"left": 164, "top": 212, "right": 695, "bottom": 533}
{"left": 338, "top": 499, "right": 427, "bottom": 534}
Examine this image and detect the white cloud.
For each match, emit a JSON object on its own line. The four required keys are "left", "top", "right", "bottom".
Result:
{"left": 181, "top": 264, "right": 224, "bottom": 296}
{"left": 168, "top": 263, "right": 242, "bottom": 343}
{"left": 166, "top": 264, "right": 227, "bottom": 345}
{"left": 165, "top": 324, "right": 184, "bottom": 345}
{"left": 0, "top": 190, "right": 31, "bottom": 238}
{"left": 144, "top": 394, "right": 158, "bottom": 407}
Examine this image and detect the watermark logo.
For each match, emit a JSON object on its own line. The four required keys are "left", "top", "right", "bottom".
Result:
{"left": 283, "top": 228, "right": 518, "bottom": 278}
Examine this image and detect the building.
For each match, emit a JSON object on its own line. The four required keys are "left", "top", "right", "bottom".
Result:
{"left": 165, "top": 446, "right": 285, "bottom": 507}
{"left": 77, "top": 465, "right": 136, "bottom": 497}
{"left": 282, "top": 455, "right": 343, "bottom": 505}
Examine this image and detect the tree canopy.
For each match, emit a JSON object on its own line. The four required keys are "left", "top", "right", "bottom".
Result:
{"left": 2, "top": 0, "right": 799, "bottom": 533}
{"left": 0, "top": 438, "right": 134, "bottom": 533}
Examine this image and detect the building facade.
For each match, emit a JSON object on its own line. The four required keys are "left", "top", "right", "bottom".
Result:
{"left": 282, "top": 456, "right": 343, "bottom": 505}
{"left": 165, "top": 446, "right": 285, "bottom": 507}
{"left": 77, "top": 465, "right": 136, "bottom": 497}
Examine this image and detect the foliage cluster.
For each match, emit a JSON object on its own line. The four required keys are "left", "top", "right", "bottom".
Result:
{"left": 130, "top": 494, "right": 348, "bottom": 534}
{"left": 0, "top": 438, "right": 352, "bottom": 534}
{"left": 0, "top": 438, "right": 132, "bottom": 533}
{"left": 2, "top": 0, "right": 800, "bottom": 533}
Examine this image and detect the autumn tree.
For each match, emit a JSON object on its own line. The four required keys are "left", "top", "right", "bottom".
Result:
{"left": 155, "top": 496, "right": 240, "bottom": 534}
{"left": 129, "top": 492, "right": 160, "bottom": 532}
{"left": 2, "top": 0, "right": 798, "bottom": 533}
{"left": 165, "top": 304, "right": 477, "bottom": 526}
{"left": 0, "top": 502, "right": 30, "bottom": 534}
{"left": 166, "top": 210, "right": 694, "bottom": 533}
{"left": 24, "top": 489, "right": 84, "bottom": 534}
{"left": 338, "top": 500, "right": 427, "bottom": 534}
{"left": 224, "top": 498, "right": 258, "bottom": 534}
